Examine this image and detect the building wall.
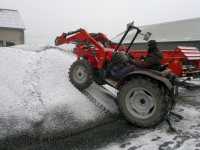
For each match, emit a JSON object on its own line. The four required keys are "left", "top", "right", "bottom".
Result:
{"left": 0, "top": 27, "right": 24, "bottom": 46}
{"left": 131, "top": 41, "right": 200, "bottom": 50}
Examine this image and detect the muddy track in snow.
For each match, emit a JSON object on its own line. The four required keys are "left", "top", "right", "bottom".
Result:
{"left": 23, "top": 55, "right": 45, "bottom": 106}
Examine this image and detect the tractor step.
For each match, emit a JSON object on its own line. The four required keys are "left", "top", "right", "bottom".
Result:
{"left": 105, "top": 79, "right": 118, "bottom": 88}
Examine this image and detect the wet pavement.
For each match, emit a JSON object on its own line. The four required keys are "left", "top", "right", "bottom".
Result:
{"left": 0, "top": 118, "right": 137, "bottom": 150}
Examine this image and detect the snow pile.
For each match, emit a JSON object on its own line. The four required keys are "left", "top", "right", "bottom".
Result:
{"left": 14, "top": 43, "right": 75, "bottom": 53}
{"left": 0, "top": 45, "right": 118, "bottom": 139}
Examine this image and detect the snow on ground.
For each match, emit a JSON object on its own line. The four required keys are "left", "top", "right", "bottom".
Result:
{"left": 0, "top": 45, "right": 118, "bottom": 139}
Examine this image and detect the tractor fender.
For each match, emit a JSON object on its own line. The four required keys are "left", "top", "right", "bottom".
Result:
{"left": 120, "top": 70, "right": 173, "bottom": 90}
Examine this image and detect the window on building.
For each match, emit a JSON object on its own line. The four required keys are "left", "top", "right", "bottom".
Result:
{"left": 6, "top": 41, "right": 15, "bottom": 47}
{"left": 0, "top": 41, "right": 3, "bottom": 47}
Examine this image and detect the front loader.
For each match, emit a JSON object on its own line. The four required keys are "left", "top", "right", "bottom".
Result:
{"left": 55, "top": 22, "right": 197, "bottom": 128}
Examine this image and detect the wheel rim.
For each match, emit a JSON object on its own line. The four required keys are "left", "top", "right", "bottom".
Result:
{"left": 125, "top": 87, "right": 156, "bottom": 119}
{"left": 73, "top": 65, "right": 88, "bottom": 84}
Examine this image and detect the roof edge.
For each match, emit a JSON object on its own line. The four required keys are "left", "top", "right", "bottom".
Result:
{"left": 0, "top": 26, "right": 25, "bottom": 30}
{"left": 133, "top": 40, "right": 200, "bottom": 44}
{"left": 140, "top": 17, "right": 200, "bottom": 27}
{"left": 0, "top": 8, "right": 18, "bottom": 11}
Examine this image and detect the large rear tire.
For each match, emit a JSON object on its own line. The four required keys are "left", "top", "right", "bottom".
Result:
{"left": 118, "top": 77, "right": 168, "bottom": 128}
{"left": 69, "top": 59, "right": 93, "bottom": 90}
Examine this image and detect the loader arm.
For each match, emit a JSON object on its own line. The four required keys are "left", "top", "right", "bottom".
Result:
{"left": 55, "top": 28, "right": 108, "bottom": 69}
{"left": 55, "top": 29, "right": 103, "bottom": 49}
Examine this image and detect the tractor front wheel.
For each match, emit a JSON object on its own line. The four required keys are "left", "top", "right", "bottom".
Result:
{"left": 69, "top": 59, "right": 93, "bottom": 90}
{"left": 118, "top": 77, "right": 168, "bottom": 128}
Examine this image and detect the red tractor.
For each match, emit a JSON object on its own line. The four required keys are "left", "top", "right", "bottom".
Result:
{"left": 57, "top": 27, "right": 200, "bottom": 79}
{"left": 55, "top": 23, "right": 190, "bottom": 128}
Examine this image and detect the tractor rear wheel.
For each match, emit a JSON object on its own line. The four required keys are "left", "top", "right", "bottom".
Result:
{"left": 69, "top": 59, "right": 93, "bottom": 90}
{"left": 118, "top": 77, "right": 168, "bottom": 128}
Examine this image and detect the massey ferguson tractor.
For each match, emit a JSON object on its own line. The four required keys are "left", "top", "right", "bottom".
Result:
{"left": 55, "top": 22, "right": 200, "bottom": 128}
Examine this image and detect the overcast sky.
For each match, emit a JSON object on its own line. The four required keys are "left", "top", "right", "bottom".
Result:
{"left": 1, "top": 0, "right": 200, "bottom": 44}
